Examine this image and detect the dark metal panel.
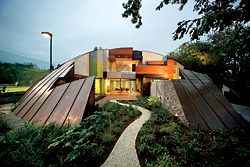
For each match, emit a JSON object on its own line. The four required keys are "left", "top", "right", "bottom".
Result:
{"left": 179, "top": 69, "right": 189, "bottom": 79}
{"left": 63, "top": 76, "right": 95, "bottom": 126}
{"left": 192, "top": 82, "right": 239, "bottom": 128}
{"left": 172, "top": 80, "right": 208, "bottom": 129}
{"left": 59, "top": 64, "right": 74, "bottom": 77}
{"left": 30, "top": 83, "right": 70, "bottom": 125}
{"left": 13, "top": 68, "right": 60, "bottom": 114}
{"left": 177, "top": 69, "right": 248, "bottom": 129}
{"left": 207, "top": 85, "right": 249, "bottom": 127}
{"left": 192, "top": 71, "right": 212, "bottom": 82}
{"left": 16, "top": 61, "right": 73, "bottom": 106}
{"left": 14, "top": 63, "right": 73, "bottom": 118}
{"left": 13, "top": 61, "right": 73, "bottom": 116}
{"left": 22, "top": 65, "right": 74, "bottom": 122}
{"left": 22, "top": 89, "right": 53, "bottom": 122}
{"left": 180, "top": 69, "right": 198, "bottom": 80}
{"left": 17, "top": 68, "right": 57, "bottom": 103}
{"left": 191, "top": 70, "right": 247, "bottom": 127}
{"left": 45, "top": 79, "right": 84, "bottom": 126}
{"left": 180, "top": 80, "right": 225, "bottom": 129}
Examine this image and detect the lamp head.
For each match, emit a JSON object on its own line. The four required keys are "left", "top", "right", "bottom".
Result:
{"left": 41, "top": 32, "right": 52, "bottom": 38}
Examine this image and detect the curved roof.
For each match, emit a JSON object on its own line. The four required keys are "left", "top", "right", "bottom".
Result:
{"left": 141, "top": 50, "right": 165, "bottom": 57}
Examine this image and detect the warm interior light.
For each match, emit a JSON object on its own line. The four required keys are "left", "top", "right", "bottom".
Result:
{"left": 41, "top": 32, "right": 52, "bottom": 38}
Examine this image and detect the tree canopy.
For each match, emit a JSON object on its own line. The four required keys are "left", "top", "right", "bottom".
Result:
{"left": 170, "top": 27, "right": 250, "bottom": 105}
{"left": 0, "top": 62, "right": 49, "bottom": 86}
{"left": 209, "top": 28, "right": 250, "bottom": 90}
{"left": 122, "top": 0, "right": 250, "bottom": 40}
{"left": 123, "top": 0, "right": 250, "bottom": 105}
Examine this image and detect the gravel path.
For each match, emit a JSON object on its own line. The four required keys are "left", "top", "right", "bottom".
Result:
{"left": 101, "top": 100, "right": 151, "bottom": 167}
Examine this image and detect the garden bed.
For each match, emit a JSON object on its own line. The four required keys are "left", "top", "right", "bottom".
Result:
{"left": 134, "top": 96, "right": 250, "bottom": 167}
{"left": 0, "top": 101, "right": 141, "bottom": 166}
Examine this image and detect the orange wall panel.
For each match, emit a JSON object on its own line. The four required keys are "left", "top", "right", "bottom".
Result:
{"left": 147, "top": 61, "right": 167, "bottom": 65}
{"left": 136, "top": 65, "right": 175, "bottom": 75}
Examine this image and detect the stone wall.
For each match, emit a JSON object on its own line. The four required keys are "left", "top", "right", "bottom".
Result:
{"left": 151, "top": 80, "right": 189, "bottom": 126}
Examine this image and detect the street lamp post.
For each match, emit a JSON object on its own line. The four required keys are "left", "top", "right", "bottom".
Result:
{"left": 41, "top": 32, "right": 53, "bottom": 71}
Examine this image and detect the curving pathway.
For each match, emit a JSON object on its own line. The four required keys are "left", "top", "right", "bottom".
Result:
{"left": 101, "top": 100, "right": 151, "bottom": 167}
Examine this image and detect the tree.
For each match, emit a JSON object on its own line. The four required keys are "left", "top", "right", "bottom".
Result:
{"left": 0, "top": 62, "right": 49, "bottom": 86}
{"left": 170, "top": 42, "right": 209, "bottom": 71}
{"left": 208, "top": 28, "right": 250, "bottom": 92}
{"left": 170, "top": 41, "right": 227, "bottom": 87}
{"left": 122, "top": 0, "right": 250, "bottom": 104}
{"left": 19, "top": 68, "right": 49, "bottom": 86}
{"left": 170, "top": 28, "right": 250, "bottom": 104}
{"left": 122, "top": 0, "right": 250, "bottom": 40}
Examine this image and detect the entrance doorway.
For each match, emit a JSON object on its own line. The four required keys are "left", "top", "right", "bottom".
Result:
{"left": 109, "top": 79, "right": 140, "bottom": 95}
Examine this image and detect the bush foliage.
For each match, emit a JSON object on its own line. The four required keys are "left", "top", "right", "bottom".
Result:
{"left": 0, "top": 102, "right": 140, "bottom": 166}
{"left": 135, "top": 96, "right": 250, "bottom": 167}
{"left": 0, "top": 62, "right": 49, "bottom": 86}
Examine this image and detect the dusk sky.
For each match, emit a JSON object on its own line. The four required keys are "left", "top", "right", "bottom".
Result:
{"left": 0, "top": 0, "right": 197, "bottom": 65}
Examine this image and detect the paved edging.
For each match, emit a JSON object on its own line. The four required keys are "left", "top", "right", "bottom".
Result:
{"left": 101, "top": 100, "right": 151, "bottom": 167}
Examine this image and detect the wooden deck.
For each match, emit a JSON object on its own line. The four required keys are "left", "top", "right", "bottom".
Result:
{"left": 172, "top": 69, "right": 248, "bottom": 129}
{"left": 13, "top": 61, "right": 95, "bottom": 126}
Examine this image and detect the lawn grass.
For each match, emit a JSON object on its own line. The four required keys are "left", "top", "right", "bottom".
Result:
{"left": 5, "top": 86, "right": 30, "bottom": 92}
{"left": 0, "top": 101, "right": 141, "bottom": 166}
{"left": 133, "top": 96, "right": 250, "bottom": 167}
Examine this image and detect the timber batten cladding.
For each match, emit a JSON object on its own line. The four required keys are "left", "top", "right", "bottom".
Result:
{"left": 13, "top": 60, "right": 95, "bottom": 126}
{"left": 173, "top": 69, "right": 248, "bottom": 129}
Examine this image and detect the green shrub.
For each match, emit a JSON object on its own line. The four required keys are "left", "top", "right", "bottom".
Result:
{"left": 115, "top": 120, "right": 124, "bottom": 127}
{"left": 147, "top": 154, "right": 177, "bottom": 167}
{"left": 147, "top": 96, "right": 159, "bottom": 108}
{"left": 91, "top": 144, "right": 105, "bottom": 157}
{"left": 141, "top": 134, "right": 156, "bottom": 144}
{"left": 136, "top": 96, "right": 250, "bottom": 167}
{"left": 129, "top": 107, "right": 137, "bottom": 117}
{"left": 135, "top": 96, "right": 151, "bottom": 109}
{"left": 0, "top": 101, "right": 141, "bottom": 166}
{"left": 0, "top": 123, "right": 66, "bottom": 167}
{"left": 102, "top": 133, "right": 113, "bottom": 143}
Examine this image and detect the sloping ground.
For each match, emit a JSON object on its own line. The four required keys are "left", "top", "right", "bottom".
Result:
{"left": 13, "top": 61, "right": 95, "bottom": 126}
{"left": 172, "top": 69, "right": 248, "bottom": 129}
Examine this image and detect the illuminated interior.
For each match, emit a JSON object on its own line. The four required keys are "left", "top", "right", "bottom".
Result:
{"left": 95, "top": 79, "right": 101, "bottom": 94}
{"left": 82, "top": 48, "right": 184, "bottom": 96}
{"left": 104, "top": 79, "right": 140, "bottom": 95}
{"left": 108, "top": 58, "right": 139, "bottom": 72}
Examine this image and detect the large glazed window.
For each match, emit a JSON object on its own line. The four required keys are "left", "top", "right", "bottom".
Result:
{"left": 109, "top": 79, "right": 140, "bottom": 95}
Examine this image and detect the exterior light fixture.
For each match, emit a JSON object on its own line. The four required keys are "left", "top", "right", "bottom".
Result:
{"left": 41, "top": 32, "right": 53, "bottom": 71}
